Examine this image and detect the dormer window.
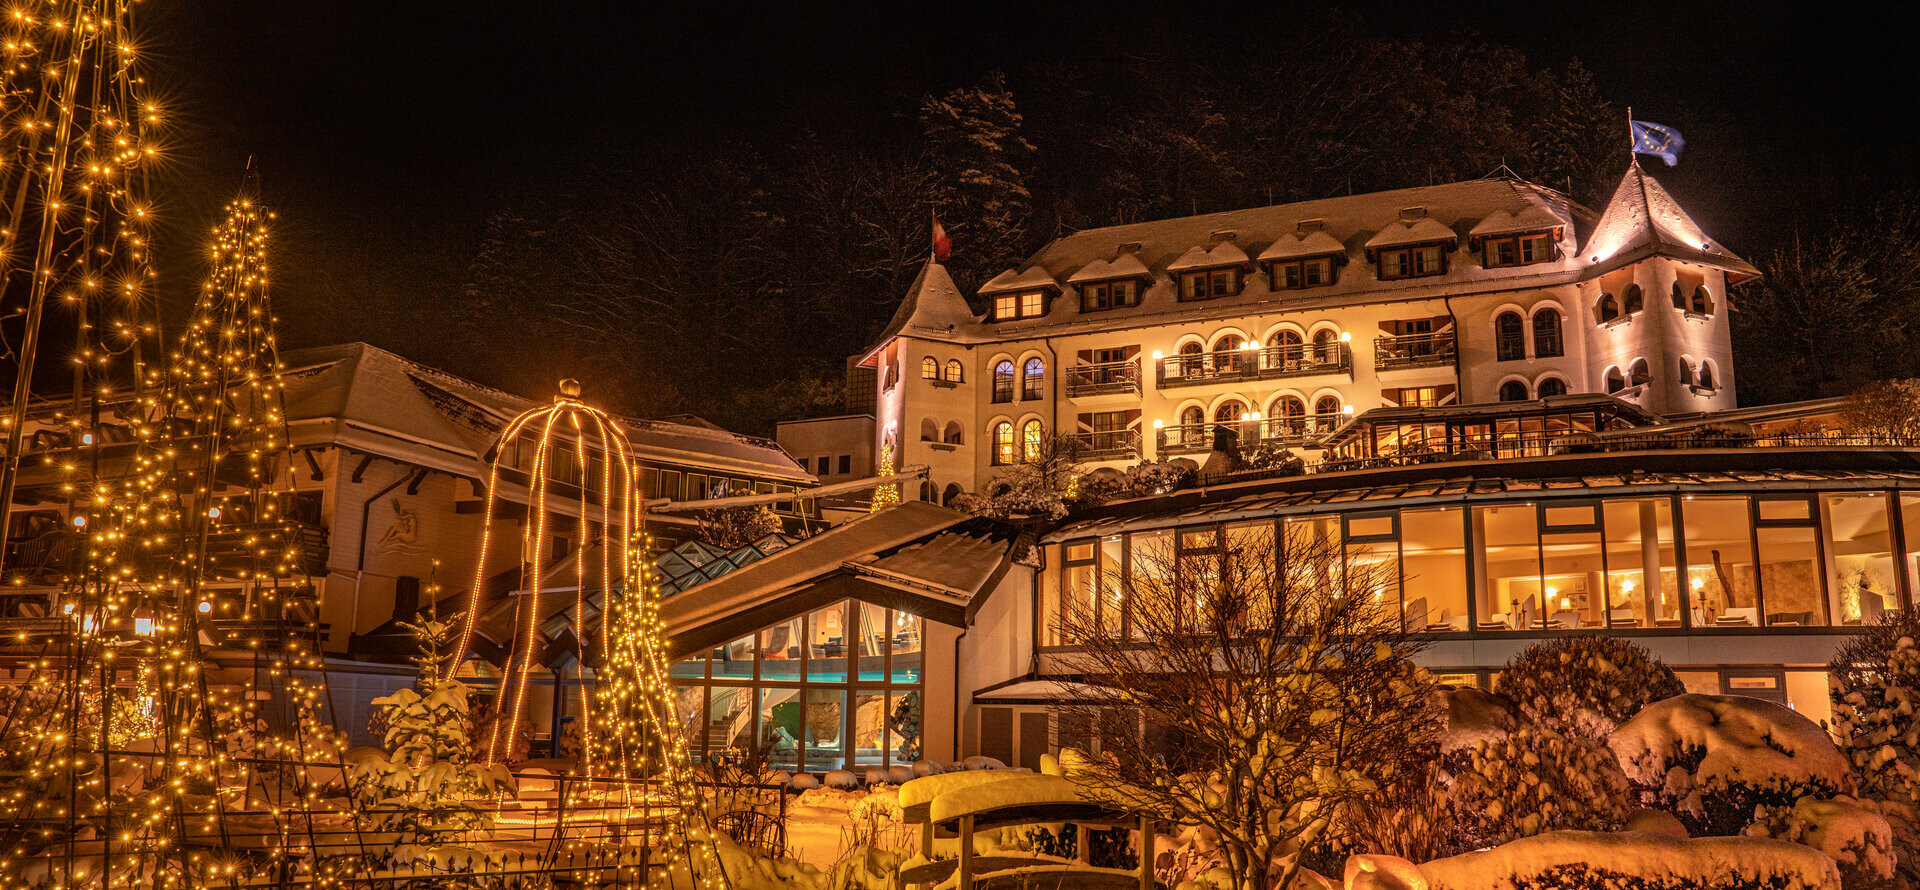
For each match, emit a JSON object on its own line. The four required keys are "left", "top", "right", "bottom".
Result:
{"left": 1482, "top": 232, "right": 1555, "bottom": 268}
{"left": 1377, "top": 244, "right": 1446, "bottom": 280}
{"left": 1178, "top": 268, "right": 1240, "bottom": 301}
{"left": 1080, "top": 279, "right": 1139, "bottom": 312}
{"left": 1270, "top": 256, "right": 1335, "bottom": 289}
{"left": 991, "top": 290, "right": 1047, "bottom": 321}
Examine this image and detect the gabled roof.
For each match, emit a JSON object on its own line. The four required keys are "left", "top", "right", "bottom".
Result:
{"left": 1581, "top": 161, "right": 1760, "bottom": 282}
{"left": 861, "top": 262, "right": 977, "bottom": 363}
{"left": 1469, "top": 205, "right": 1564, "bottom": 238}
{"left": 1256, "top": 230, "right": 1347, "bottom": 262}
{"left": 1165, "top": 240, "right": 1251, "bottom": 271}
{"left": 1364, "top": 216, "right": 1458, "bottom": 249}
{"left": 1066, "top": 252, "right": 1151, "bottom": 283}
{"left": 978, "top": 266, "right": 1061, "bottom": 295}
{"left": 660, "top": 501, "right": 1021, "bottom": 656}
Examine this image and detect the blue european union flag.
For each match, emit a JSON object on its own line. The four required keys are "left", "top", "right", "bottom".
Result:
{"left": 1630, "top": 120, "right": 1684, "bottom": 166}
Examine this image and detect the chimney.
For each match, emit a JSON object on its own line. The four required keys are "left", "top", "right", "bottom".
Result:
{"left": 1398, "top": 207, "right": 1427, "bottom": 223}
{"left": 1208, "top": 230, "right": 1238, "bottom": 246}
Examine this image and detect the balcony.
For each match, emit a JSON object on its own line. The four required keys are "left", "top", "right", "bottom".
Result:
{"left": 1157, "top": 343, "right": 1351, "bottom": 390}
{"left": 1066, "top": 429, "right": 1142, "bottom": 460}
{"left": 203, "top": 521, "right": 330, "bottom": 578}
{"left": 1065, "top": 359, "right": 1140, "bottom": 397}
{"left": 1374, "top": 332, "right": 1456, "bottom": 371}
{"left": 1157, "top": 414, "right": 1343, "bottom": 455}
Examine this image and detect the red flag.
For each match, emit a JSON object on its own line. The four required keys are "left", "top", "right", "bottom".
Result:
{"left": 931, "top": 212, "right": 952, "bottom": 263}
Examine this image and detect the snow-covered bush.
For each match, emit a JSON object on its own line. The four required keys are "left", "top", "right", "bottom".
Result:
{"left": 1746, "top": 796, "right": 1895, "bottom": 890}
{"left": 1419, "top": 831, "right": 1842, "bottom": 890}
{"left": 1609, "top": 693, "right": 1851, "bottom": 838}
{"left": 1827, "top": 614, "right": 1920, "bottom": 888}
{"left": 1075, "top": 467, "right": 1130, "bottom": 504}
{"left": 1499, "top": 636, "right": 1683, "bottom": 743}
{"left": 1451, "top": 727, "right": 1630, "bottom": 848}
{"left": 1241, "top": 441, "right": 1306, "bottom": 474}
{"left": 1127, "top": 458, "right": 1196, "bottom": 495}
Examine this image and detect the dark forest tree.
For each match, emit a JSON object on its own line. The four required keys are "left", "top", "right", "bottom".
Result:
{"left": 920, "top": 71, "right": 1035, "bottom": 294}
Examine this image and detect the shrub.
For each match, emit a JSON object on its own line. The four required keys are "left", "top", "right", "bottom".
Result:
{"left": 1450, "top": 727, "right": 1631, "bottom": 849}
{"left": 1827, "top": 612, "right": 1920, "bottom": 888}
{"left": 1500, "top": 635, "right": 1684, "bottom": 742}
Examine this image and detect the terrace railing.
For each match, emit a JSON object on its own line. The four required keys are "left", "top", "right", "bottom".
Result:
{"left": 1065, "top": 359, "right": 1140, "bottom": 397}
{"left": 1157, "top": 343, "right": 1351, "bottom": 389}
{"left": 1374, "top": 332, "right": 1456, "bottom": 371}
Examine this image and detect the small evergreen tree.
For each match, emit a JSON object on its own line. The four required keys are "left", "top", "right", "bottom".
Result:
{"left": 351, "top": 617, "right": 516, "bottom": 872}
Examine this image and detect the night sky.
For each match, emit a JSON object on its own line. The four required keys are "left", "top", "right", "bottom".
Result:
{"left": 140, "top": 1, "right": 1916, "bottom": 390}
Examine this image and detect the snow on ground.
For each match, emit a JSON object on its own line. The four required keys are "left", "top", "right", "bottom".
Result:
{"left": 782, "top": 786, "right": 908, "bottom": 869}
{"left": 1416, "top": 830, "right": 1841, "bottom": 890}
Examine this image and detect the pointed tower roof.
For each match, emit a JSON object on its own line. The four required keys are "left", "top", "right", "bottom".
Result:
{"left": 860, "top": 261, "right": 977, "bottom": 365}
{"left": 1581, "top": 161, "right": 1760, "bottom": 282}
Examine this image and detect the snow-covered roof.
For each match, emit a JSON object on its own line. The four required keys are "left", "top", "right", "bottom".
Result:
{"left": 659, "top": 501, "right": 1021, "bottom": 652}
{"left": 927, "top": 773, "right": 1160, "bottom": 828}
{"left": 1582, "top": 161, "right": 1760, "bottom": 282}
{"left": 860, "top": 262, "right": 978, "bottom": 363}
{"left": 1468, "top": 204, "right": 1564, "bottom": 237}
{"left": 1164, "top": 240, "right": 1251, "bottom": 271}
{"left": 278, "top": 343, "right": 809, "bottom": 483}
{"left": 1064, "top": 252, "right": 1151, "bottom": 284}
{"left": 1255, "top": 229, "right": 1346, "bottom": 262}
{"left": 1363, "top": 216, "right": 1458, "bottom": 249}
{"left": 977, "top": 266, "right": 1060, "bottom": 295}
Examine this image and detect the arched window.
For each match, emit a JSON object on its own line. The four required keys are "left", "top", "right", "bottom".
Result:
{"left": 1604, "top": 367, "right": 1627, "bottom": 394}
{"left": 1494, "top": 311, "right": 1526, "bottom": 361}
{"left": 919, "top": 481, "right": 936, "bottom": 502}
{"left": 943, "top": 420, "right": 964, "bottom": 444}
{"left": 919, "top": 417, "right": 939, "bottom": 441}
{"left": 1628, "top": 358, "right": 1650, "bottom": 386}
{"left": 1274, "top": 330, "right": 1303, "bottom": 348}
{"left": 1022, "top": 358, "right": 1045, "bottom": 400}
{"left": 1179, "top": 405, "right": 1205, "bottom": 446}
{"left": 1498, "top": 380, "right": 1530, "bottom": 402}
{"left": 1213, "top": 333, "right": 1243, "bottom": 354}
{"left": 1691, "top": 285, "right": 1712, "bottom": 315}
{"left": 1272, "top": 396, "right": 1306, "bottom": 434}
{"left": 1312, "top": 329, "right": 1339, "bottom": 362}
{"left": 1532, "top": 308, "right": 1563, "bottom": 358}
{"left": 991, "top": 422, "right": 1015, "bottom": 465}
{"left": 1598, "top": 292, "right": 1620, "bottom": 322}
{"left": 1022, "top": 420, "right": 1044, "bottom": 461}
{"left": 1671, "top": 281, "right": 1687, "bottom": 309}
{"left": 944, "top": 359, "right": 964, "bottom": 383}
{"left": 1314, "top": 395, "right": 1342, "bottom": 431}
{"left": 1623, "top": 284, "right": 1644, "bottom": 314}
{"left": 942, "top": 483, "right": 962, "bottom": 506}
{"left": 1698, "top": 362, "right": 1717, "bottom": 390}
{"left": 1678, "top": 357, "right": 1696, "bottom": 387}
{"left": 1536, "top": 377, "right": 1567, "bottom": 398}
{"left": 1177, "top": 341, "right": 1204, "bottom": 378}
{"left": 1215, "top": 400, "right": 1247, "bottom": 423}
{"left": 992, "top": 361, "right": 1015, "bottom": 403}
{"left": 920, "top": 356, "right": 938, "bottom": 379}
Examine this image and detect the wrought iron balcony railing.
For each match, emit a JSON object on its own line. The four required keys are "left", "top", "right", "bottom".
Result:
{"left": 1157, "top": 343, "right": 1350, "bottom": 389}
{"left": 1066, "top": 429, "right": 1142, "bottom": 459}
{"left": 1065, "top": 359, "right": 1140, "bottom": 397}
{"left": 1374, "top": 332, "right": 1456, "bottom": 371}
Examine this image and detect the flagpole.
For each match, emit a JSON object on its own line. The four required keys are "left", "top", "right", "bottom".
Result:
{"left": 1626, "top": 106, "right": 1633, "bottom": 156}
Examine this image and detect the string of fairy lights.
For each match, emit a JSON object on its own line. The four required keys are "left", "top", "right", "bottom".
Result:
{"left": 451, "top": 386, "right": 734, "bottom": 889}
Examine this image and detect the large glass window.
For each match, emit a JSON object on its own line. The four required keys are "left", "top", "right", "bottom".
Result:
{"left": 1062, "top": 542, "right": 1097, "bottom": 643}
{"left": 1400, "top": 508, "right": 1468, "bottom": 632}
{"left": 1682, "top": 497, "right": 1758, "bottom": 628}
{"left": 1475, "top": 504, "right": 1540, "bottom": 630}
{"left": 1827, "top": 493, "right": 1897, "bottom": 625}
{"left": 1541, "top": 504, "right": 1605, "bottom": 630}
{"left": 1602, "top": 499, "right": 1678, "bottom": 628}
{"left": 673, "top": 601, "right": 926, "bottom": 769}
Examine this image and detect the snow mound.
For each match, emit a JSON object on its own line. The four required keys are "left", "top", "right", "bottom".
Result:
{"left": 1345, "top": 853, "right": 1428, "bottom": 890}
{"left": 911, "top": 760, "right": 944, "bottom": 777}
{"left": 962, "top": 755, "right": 1008, "bottom": 770}
{"left": 823, "top": 769, "right": 859, "bottom": 789}
{"left": 898, "top": 769, "right": 1027, "bottom": 819}
{"left": 1610, "top": 694, "right": 1849, "bottom": 793}
{"left": 1418, "top": 830, "right": 1841, "bottom": 890}
{"left": 1748, "top": 796, "right": 1895, "bottom": 886}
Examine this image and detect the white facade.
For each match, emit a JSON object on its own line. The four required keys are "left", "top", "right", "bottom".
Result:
{"left": 859, "top": 166, "right": 1756, "bottom": 499}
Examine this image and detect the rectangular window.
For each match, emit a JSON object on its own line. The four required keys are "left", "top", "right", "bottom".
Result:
{"left": 1062, "top": 541, "right": 1097, "bottom": 643}
{"left": 1826, "top": 493, "right": 1895, "bottom": 626}
{"left": 1080, "top": 279, "right": 1139, "bottom": 312}
{"left": 1020, "top": 290, "right": 1045, "bottom": 317}
{"left": 837, "top": 455, "right": 851, "bottom": 475}
{"left": 1602, "top": 498, "right": 1679, "bottom": 628}
{"left": 1272, "top": 257, "right": 1334, "bottom": 290}
{"left": 1179, "top": 268, "right": 1238, "bottom": 301}
{"left": 1483, "top": 232, "right": 1556, "bottom": 268}
{"left": 1682, "top": 497, "right": 1758, "bottom": 628}
{"left": 1382, "top": 244, "right": 1447, "bottom": 279}
{"left": 806, "top": 603, "right": 849, "bottom": 681}
{"left": 1474, "top": 503, "right": 1540, "bottom": 630}
{"left": 1128, "top": 528, "right": 1176, "bottom": 633}
{"left": 993, "top": 293, "right": 1016, "bottom": 320}
{"left": 1400, "top": 508, "right": 1468, "bottom": 632}
{"left": 1541, "top": 527, "right": 1605, "bottom": 630}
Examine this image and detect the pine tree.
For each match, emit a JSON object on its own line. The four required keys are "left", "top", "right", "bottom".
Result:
{"left": 920, "top": 71, "right": 1035, "bottom": 292}
{"left": 1525, "top": 59, "right": 1622, "bottom": 205}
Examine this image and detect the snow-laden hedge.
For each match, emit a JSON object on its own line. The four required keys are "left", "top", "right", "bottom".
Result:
{"left": 1609, "top": 693, "right": 1850, "bottom": 837}
{"left": 1452, "top": 727, "right": 1629, "bottom": 847}
{"left": 1417, "top": 831, "right": 1841, "bottom": 890}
